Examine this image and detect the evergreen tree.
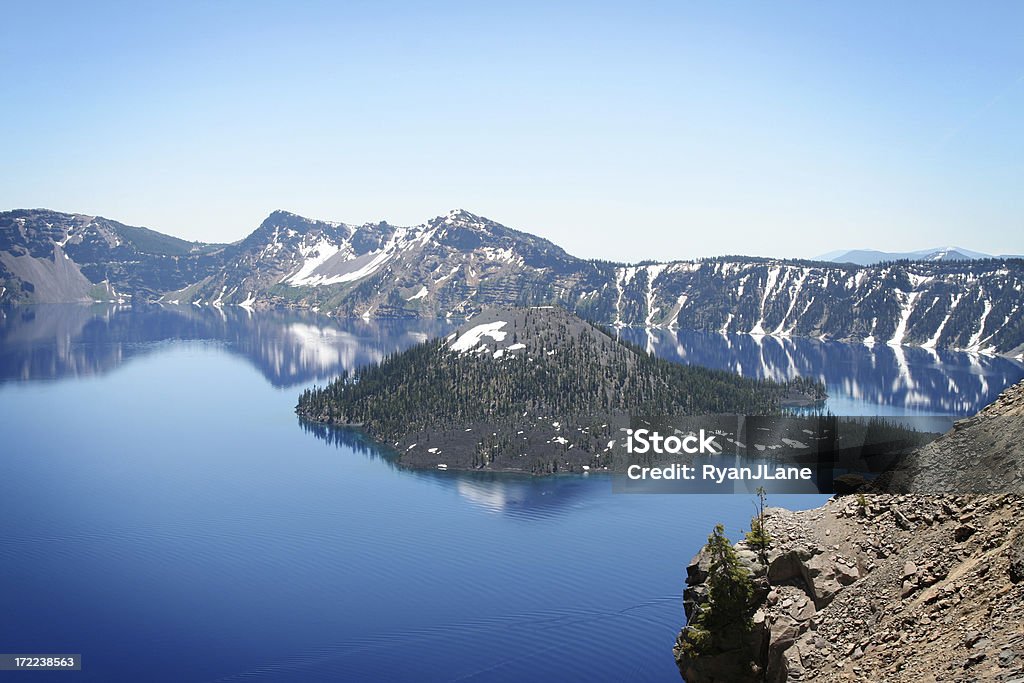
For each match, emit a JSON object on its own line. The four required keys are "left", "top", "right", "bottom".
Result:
{"left": 679, "top": 524, "right": 754, "bottom": 659}
{"left": 745, "top": 486, "right": 772, "bottom": 561}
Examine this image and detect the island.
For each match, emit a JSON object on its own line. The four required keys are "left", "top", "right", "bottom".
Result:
{"left": 296, "top": 306, "right": 826, "bottom": 474}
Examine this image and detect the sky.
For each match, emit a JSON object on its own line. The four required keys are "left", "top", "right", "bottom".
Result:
{"left": 1, "top": 1, "right": 1022, "bottom": 262}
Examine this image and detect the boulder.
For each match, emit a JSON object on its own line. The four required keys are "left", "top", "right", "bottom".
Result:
{"left": 1009, "top": 547, "right": 1024, "bottom": 584}
{"left": 804, "top": 554, "right": 844, "bottom": 607}
{"left": 835, "top": 561, "right": 860, "bottom": 585}
{"left": 767, "top": 548, "right": 815, "bottom": 586}
{"left": 766, "top": 615, "right": 803, "bottom": 683}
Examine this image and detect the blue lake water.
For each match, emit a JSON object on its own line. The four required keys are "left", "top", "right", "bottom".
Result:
{"left": 2, "top": 305, "right": 1022, "bottom": 682}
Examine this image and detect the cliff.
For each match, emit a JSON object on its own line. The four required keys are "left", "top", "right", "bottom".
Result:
{"left": 892, "top": 380, "right": 1024, "bottom": 494}
{"left": 676, "top": 381, "right": 1024, "bottom": 682}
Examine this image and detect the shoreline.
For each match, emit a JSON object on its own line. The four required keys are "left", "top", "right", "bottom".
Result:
{"left": 676, "top": 494, "right": 1024, "bottom": 682}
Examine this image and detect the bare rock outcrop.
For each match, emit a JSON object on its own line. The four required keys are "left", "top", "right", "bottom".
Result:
{"left": 676, "top": 495, "right": 1024, "bottom": 682}
{"left": 677, "top": 380, "right": 1024, "bottom": 681}
{"left": 892, "top": 381, "right": 1024, "bottom": 494}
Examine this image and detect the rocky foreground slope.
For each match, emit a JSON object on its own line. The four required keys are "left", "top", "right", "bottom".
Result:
{"left": 894, "top": 380, "right": 1024, "bottom": 494}
{"left": 676, "top": 381, "right": 1024, "bottom": 682}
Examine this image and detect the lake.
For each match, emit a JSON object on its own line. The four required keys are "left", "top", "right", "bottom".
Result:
{"left": 2, "top": 305, "right": 1021, "bottom": 682}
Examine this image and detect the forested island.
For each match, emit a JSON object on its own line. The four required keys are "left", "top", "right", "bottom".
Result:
{"left": 296, "top": 306, "right": 825, "bottom": 474}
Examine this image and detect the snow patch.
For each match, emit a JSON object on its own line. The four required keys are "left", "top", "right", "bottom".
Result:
{"left": 965, "top": 298, "right": 993, "bottom": 352}
{"left": 407, "top": 285, "right": 429, "bottom": 301}
{"left": 750, "top": 265, "right": 781, "bottom": 335}
{"left": 720, "top": 313, "right": 733, "bottom": 334}
{"left": 906, "top": 272, "right": 933, "bottom": 289}
{"left": 644, "top": 264, "right": 668, "bottom": 327}
{"left": 480, "top": 246, "right": 518, "bottom": 263}
{"left": 449, "top": 321, "right": 508, "bottom": 353}
{"left": 613, "top": 266, "right": 638, "bottom": 327}
{"left": 286, "top": 238, "right": 344, "bottom": 285}
{"left": 888, "top": 290, "right": 920, "bottom": 346}
{"left": 772, "top": 268, "right": 808, "bottom": 335}
{"left": 289, "top": 226, "right": 422, "bottom": 287}
{"left": 922, "top": 293, "right": 962, "bottom": 349}
{"left": 434, "top": 265, "right": 460, "bottom": 284}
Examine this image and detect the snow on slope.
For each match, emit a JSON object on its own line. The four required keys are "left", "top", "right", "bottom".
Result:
{"left": 888, "top": 291, "right": 920, "bottom": 346}
{"left": 286, "top": 226, "right": 434, "bottom": 287}
{"left": 449, "top": 321, "right": 509, "bottom": 353}
{"left": 750, "top": 265, "right": 781, "bottom": 335}
{"left": 286, "top": 238, "right": 347, "bottom": 285}
{"left": 407, "top": 286, "right": 429, "bottom": 301}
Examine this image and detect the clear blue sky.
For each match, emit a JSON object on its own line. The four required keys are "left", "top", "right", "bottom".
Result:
{"left": 2, "top": 1, "right": 1021, "bottom": 261}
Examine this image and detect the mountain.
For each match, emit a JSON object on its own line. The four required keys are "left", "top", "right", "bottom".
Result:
{"left": 3, "top": 208, "right": 1024, "bottom": 356}
{"left": 169, "top": 208, "right": 605, "bottom": 317}
{"left": 296, "top": 306, "right": 823, "bottom": 474}
{"left": 820, "top": 246, "right": 994, "bottom": 266}
{"left": 0, "top": 209, "right": 228, "bottom": 303}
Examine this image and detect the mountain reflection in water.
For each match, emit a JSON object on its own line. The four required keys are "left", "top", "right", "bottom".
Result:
{"left": 0, "top": 304, "right": 452, "bottom": 387}
{"left": 619, "top": 327, "right": 1024, "bottom": 416}
{"left": 2, "top": 304, "right": 1020, "bottom": 416}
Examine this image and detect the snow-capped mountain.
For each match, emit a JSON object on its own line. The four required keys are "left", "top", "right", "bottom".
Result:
{"left": 162, "top": 208, "right": 609, "bottom": 318}
{"left": 3, "top": 208, "right": 1024, "bottom": 357}
{"left": 819, "top": 246, "right": 994, "bottom": 266}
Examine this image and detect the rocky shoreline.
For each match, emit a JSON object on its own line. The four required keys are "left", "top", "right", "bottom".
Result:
{"left": 676, "top": 379, "right": 1024, "bottom": 682}
{"left": 675, "top": 494, "right": 1024, "bottom": 682}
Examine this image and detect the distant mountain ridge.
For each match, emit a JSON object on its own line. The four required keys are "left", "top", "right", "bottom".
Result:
{"left": 818, "top": 246, "right": 1017, "bottom": 266}
{"left": 2, "top": 208, "right": 1024, "bottom": 357}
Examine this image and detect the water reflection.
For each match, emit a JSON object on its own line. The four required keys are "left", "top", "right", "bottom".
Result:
{"left": 2, "top": 304, "right": 1020, "bottom": 415}
{"left": 0, "top": 304, "right": 452, "bottom": 387}
{"left": 299, "top": 417, "right": 598, "bottom": 518}
{"left": 298, "top": 420, "right": 400, "bottom": 470}
{"left": 449, "top": 475, "right": 600, "bottom": 518}
{"left": 619, "top": 328, "right": 1024, "bottom": 416}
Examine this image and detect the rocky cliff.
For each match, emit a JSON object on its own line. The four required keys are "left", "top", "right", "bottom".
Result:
{"left": 893, "top": 380, "right": 1024, "bottom": 494}
{"left": 676, "top": 381, "right": 1024, "bottom": 682}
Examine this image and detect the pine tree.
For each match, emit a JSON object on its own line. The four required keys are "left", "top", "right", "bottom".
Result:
{"left": 745, "top": 486, "right": 772, "bottom": 561}
{"left": 679, "top": 524, "right": 754, "bottom": 658}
